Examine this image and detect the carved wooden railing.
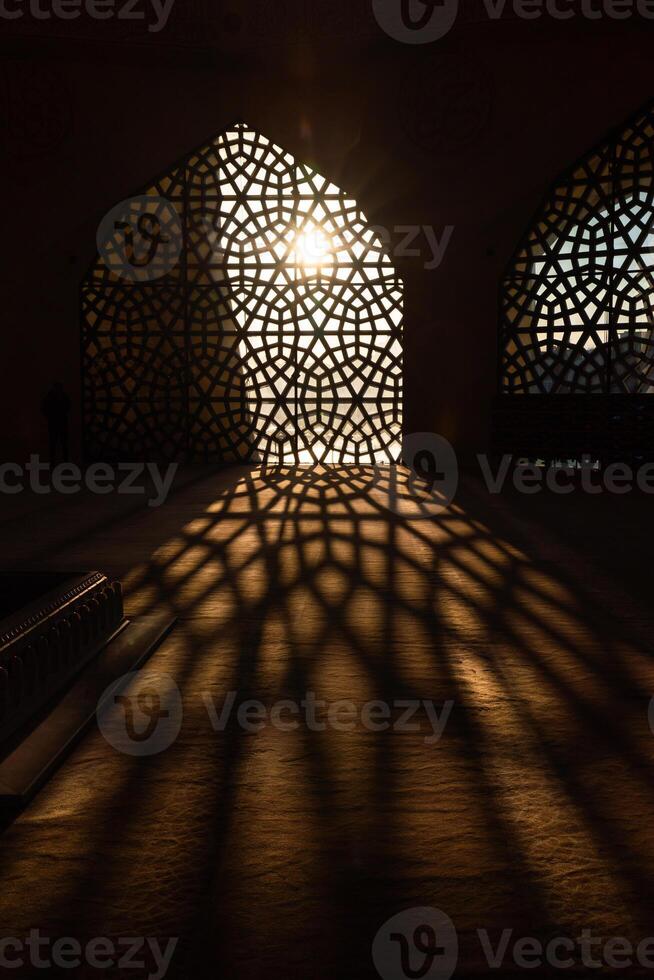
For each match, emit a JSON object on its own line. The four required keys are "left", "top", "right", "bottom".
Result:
{"left": 0, "top": 573, "right": 124, "bottom": 745}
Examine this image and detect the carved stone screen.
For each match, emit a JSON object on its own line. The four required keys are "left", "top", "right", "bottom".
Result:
{"left": 82, "top": 124, "right": 403, "bottom": 463}
{"left": 500, "top": 102, "right": 654, "bottom": 395}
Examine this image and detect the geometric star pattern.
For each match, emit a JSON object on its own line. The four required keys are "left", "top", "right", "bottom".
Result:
{"left": 501, "top": 101, "right": 654, "bottom": 394}
{"left": 82, "top": 124, "right": 403, "bottom": 462}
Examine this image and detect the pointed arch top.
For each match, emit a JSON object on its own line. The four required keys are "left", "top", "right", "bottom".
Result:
{"left": 86, "top": 122, "right": 398, "bottom": 285}
{"left": 82, "top": 123, "right": 403, "bottom": 463}
{"left": 500, "top": 99, "right": 654, "bottom": 395}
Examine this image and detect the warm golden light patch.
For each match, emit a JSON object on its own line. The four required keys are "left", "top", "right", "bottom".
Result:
{"left": 292, "top": 224, "right": 333, "bottom": 268}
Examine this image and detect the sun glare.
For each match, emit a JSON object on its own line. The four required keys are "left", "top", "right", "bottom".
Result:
{"left": 292, "top": 225, "right": 332, "bottom": 267}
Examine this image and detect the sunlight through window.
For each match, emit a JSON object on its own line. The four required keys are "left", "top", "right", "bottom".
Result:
{"left": 84, "top": 124, "right": 403, "bottom": 464}
{"left": 501, "top": 106, "right": 654, "bottom": 395}
{"left": 212, "top": 125, "right": 403, "bottom": 464}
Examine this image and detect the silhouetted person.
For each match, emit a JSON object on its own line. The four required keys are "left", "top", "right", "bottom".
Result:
{"left": 41, "top": 382, "right": 70, "bottom": 463}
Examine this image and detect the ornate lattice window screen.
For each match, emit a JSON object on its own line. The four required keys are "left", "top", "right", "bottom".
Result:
{"left": 82, "top": 124, "right": 403, "bottom": 463}
{"left": 500, "top": 104, "right": 654, "bottom": 394}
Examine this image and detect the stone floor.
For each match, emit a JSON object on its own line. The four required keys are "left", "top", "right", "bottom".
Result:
{"left": 1, "top": 465, "right": 654, "bottom": 978}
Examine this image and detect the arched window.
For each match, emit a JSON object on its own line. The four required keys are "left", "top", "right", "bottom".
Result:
{"left": 500, "top": 103, "right": 654, "bottom": 396}
{"left": 82, "top": 124, "right": 403, "bottom": 463}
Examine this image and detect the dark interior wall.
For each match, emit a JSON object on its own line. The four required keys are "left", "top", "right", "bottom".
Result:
{"left": 1, "top": 4, "right": 653, "bottom": 464}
